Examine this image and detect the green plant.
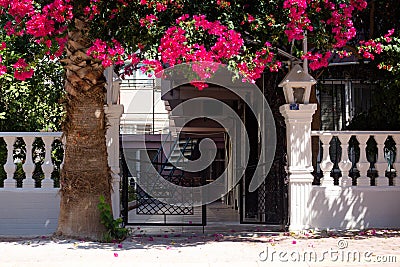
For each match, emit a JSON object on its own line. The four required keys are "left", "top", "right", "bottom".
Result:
{"left": 98, "top": 195, "right": 129, "bottom": 242}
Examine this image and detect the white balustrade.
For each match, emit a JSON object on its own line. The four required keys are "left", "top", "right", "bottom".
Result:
{"left": 0, "top": 132, "right": 63, "bottom": 189}
{"left": 312, "top": 131, "right": 400, "bottom": 187}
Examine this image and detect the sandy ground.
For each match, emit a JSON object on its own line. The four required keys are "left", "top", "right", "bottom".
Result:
{"left": 0, "top": 228, "right": 399, "bottom": 267}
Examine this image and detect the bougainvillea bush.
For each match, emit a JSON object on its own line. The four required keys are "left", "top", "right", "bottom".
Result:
{"left": 0, "top": 0, "right": 375, "bottom": 87}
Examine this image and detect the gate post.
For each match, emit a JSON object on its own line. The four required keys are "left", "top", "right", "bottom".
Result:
{"left": 104, "top": 66, "right": 124, "bottom": 219}
{"left": 105, "top": 104, "right": 124, "bottom": 219}
{"left": 280, "top": 104, "right": 317, "bottom": 231}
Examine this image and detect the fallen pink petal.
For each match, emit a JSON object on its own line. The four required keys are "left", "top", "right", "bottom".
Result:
{"left": 114, "top": 253, "right": 118, "bottom": 258}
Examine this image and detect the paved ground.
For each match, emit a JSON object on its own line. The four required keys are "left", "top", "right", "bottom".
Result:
{"left": 0, "top": 228, "right": 399, "bottom": 267}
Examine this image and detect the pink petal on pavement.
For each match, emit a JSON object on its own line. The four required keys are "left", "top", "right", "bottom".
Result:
{"left": 114, "top": 253, "right": 118, "bottom": 257}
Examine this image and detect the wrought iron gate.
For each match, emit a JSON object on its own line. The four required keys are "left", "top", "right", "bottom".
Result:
{"left": 239, "top": 155, "right": 288, "bottom": 228}
{"left": 121, "top": 135, "right": 206, "bottom": 226}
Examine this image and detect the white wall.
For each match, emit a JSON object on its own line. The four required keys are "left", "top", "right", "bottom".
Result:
{"left": 0, "top": 189, "right": 60, "bottom": 236}
{"left": 309, "top": 186, "right": 400, "bottom": 229}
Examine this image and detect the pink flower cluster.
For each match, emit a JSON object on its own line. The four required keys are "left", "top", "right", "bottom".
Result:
{"left": 302, "top": 51, "right": 332, "bottom": 71}
{"left": 161, "top": 15, "right": 244, "bottom": 65}
{"left": 139, "top": 14, "right": 158, "bottom": 28}
{"left": 283, "top": 0, "right": 312, "bottom": 41}
{"left": 140, "top": 59, "right": 163, "bottom": 77}
{"left": 0, "top": 55, "right": 7, "bottom": 76}
{"left": 156, "top": 15, "right": 245, "bottom": 83}
{"left": 283, "top": 0, "right": 367, "bottom": 47}
{"left": 238, "top": 42, "right": 281, "bottom": 83}
{"left": 336, "top": 49, "right": 351, "bottom": 59}
{"left": 325, "top": 2, "right": 360, "bottom": 48}
{"left": 12, "top": 58, "right": 34, "bottom": 81}
{"left": 26, "top": 14, "right": 55, "bottom": 37}
{"left": 87, "top": 39, "right": 126, "bottom": 68}
{"left": 151, "top": 15, "right": 249, "bottom": 88}
{"left": 358, "top": 29, "right": 396, "bottom": 71}
{"left": 358, "top": 40, "right": 383, "bottom": 60}
{"left": 0, "top": 0, "right": 72, "bottom": 79}
{"left": 384, "top": 29, "right": 395, "bottom": 43}
{"left": 139, "top": 0, "right": 169, "bottom": 12}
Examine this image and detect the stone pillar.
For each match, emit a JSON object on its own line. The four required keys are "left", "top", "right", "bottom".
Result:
{"left": 104, "top": 104, "right": 124, "bottom": 219}
{"left": 280, "top": 104, "right": 317, "bottom": 231}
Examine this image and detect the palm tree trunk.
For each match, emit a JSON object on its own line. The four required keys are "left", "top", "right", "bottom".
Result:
{"left": 56, "top": 18, "right": 111, "bottom": 240}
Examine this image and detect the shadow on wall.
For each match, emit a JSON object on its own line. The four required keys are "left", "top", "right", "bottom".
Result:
{"left": 308, "top": 186, "right": 400, "bottom": 229}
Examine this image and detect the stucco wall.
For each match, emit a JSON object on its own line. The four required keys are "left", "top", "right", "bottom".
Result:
{"left": 309, "top": 186, "right": 400, "bottom": 229}
{"left": 0, "top": 189, "right": 60, "bottom": 236}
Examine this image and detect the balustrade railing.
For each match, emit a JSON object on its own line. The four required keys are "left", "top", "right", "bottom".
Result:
{"left": 0, "top": 132, "right": 64, "bottom": 189}
{"left": 312, "top": 131, "right": 400, "bottom": 187}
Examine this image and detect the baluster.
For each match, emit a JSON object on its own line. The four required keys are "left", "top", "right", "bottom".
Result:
{"left": 319, "top": 135, "right": 334, "bottom": 186}
{"left": 59, "top": 136, "right": 65, "bottom": 188}
{"left": 22, "top": 136, "right": 36, "bottom": 188}
{"left": 338, "top": 134, "right": 352, "bottom": 186}
{"left": 3, "top": 136, "right": 16, "bottom": 188}
{"left": 374, "top": 135, "right": 389, "bottom": 186}
{"left": 41, "top": 136, "right": 55, "bottom": 188}
{"left": 356, "top": 135, "right": 371, "bottom": 186}
{"left": 393, "top": 135, "right": 400, "bottom": 186}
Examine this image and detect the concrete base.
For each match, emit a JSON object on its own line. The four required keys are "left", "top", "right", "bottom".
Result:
{"left": 309, "top": 186, "right": 400, "bottom": 229}
{"left": 0, "top": 189, "right": 60, "bottom": 236}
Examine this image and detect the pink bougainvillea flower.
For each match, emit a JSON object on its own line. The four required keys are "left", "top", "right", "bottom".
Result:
{"left": 12, "top": 58, "right": 34, "bottom": 80}
{"left": 0, "top": 65, "right": 6, "bottom": 76}
{"left": 190, "top": 81, "right": 208, "bottom": 91}
{"left": 114, "top": 252, "right": 118, "bottom": 257}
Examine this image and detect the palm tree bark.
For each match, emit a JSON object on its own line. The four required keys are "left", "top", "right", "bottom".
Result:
{"left": 56, "top": 18, "right": 111, "bottom": 240}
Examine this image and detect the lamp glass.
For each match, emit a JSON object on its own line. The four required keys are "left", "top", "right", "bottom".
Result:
{"left": 292, "top": 87, "right": 305, "bottom": 104}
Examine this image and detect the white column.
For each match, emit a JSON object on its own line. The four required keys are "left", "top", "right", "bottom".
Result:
{"left": 319, "top": 135, "right": 334, "bottom": 186}
{"left": 280, "top": 104, "right": 317, "bottom": 231}
{"left": 374, "top": 135, "right": 389, "bottom": 186}
{"left": 3, "top": 136, "right": 16, "bottom": 188}
{"left": 41, "top": 136, "right": 55, "bottom": 188}
{"left": 104, "top": 104, "right": 124, "bottom": 219}
{"left": 338, "top": 134, "right": 353, "bottom": 186}
{"left": 356, "top": 135, "right": 370, "bottom": 186}
{"left": 393, "top": 135, "right": 400, "bottom": 186}
{"left": 22, "top": 136, "right": 36, "bottom": 188}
